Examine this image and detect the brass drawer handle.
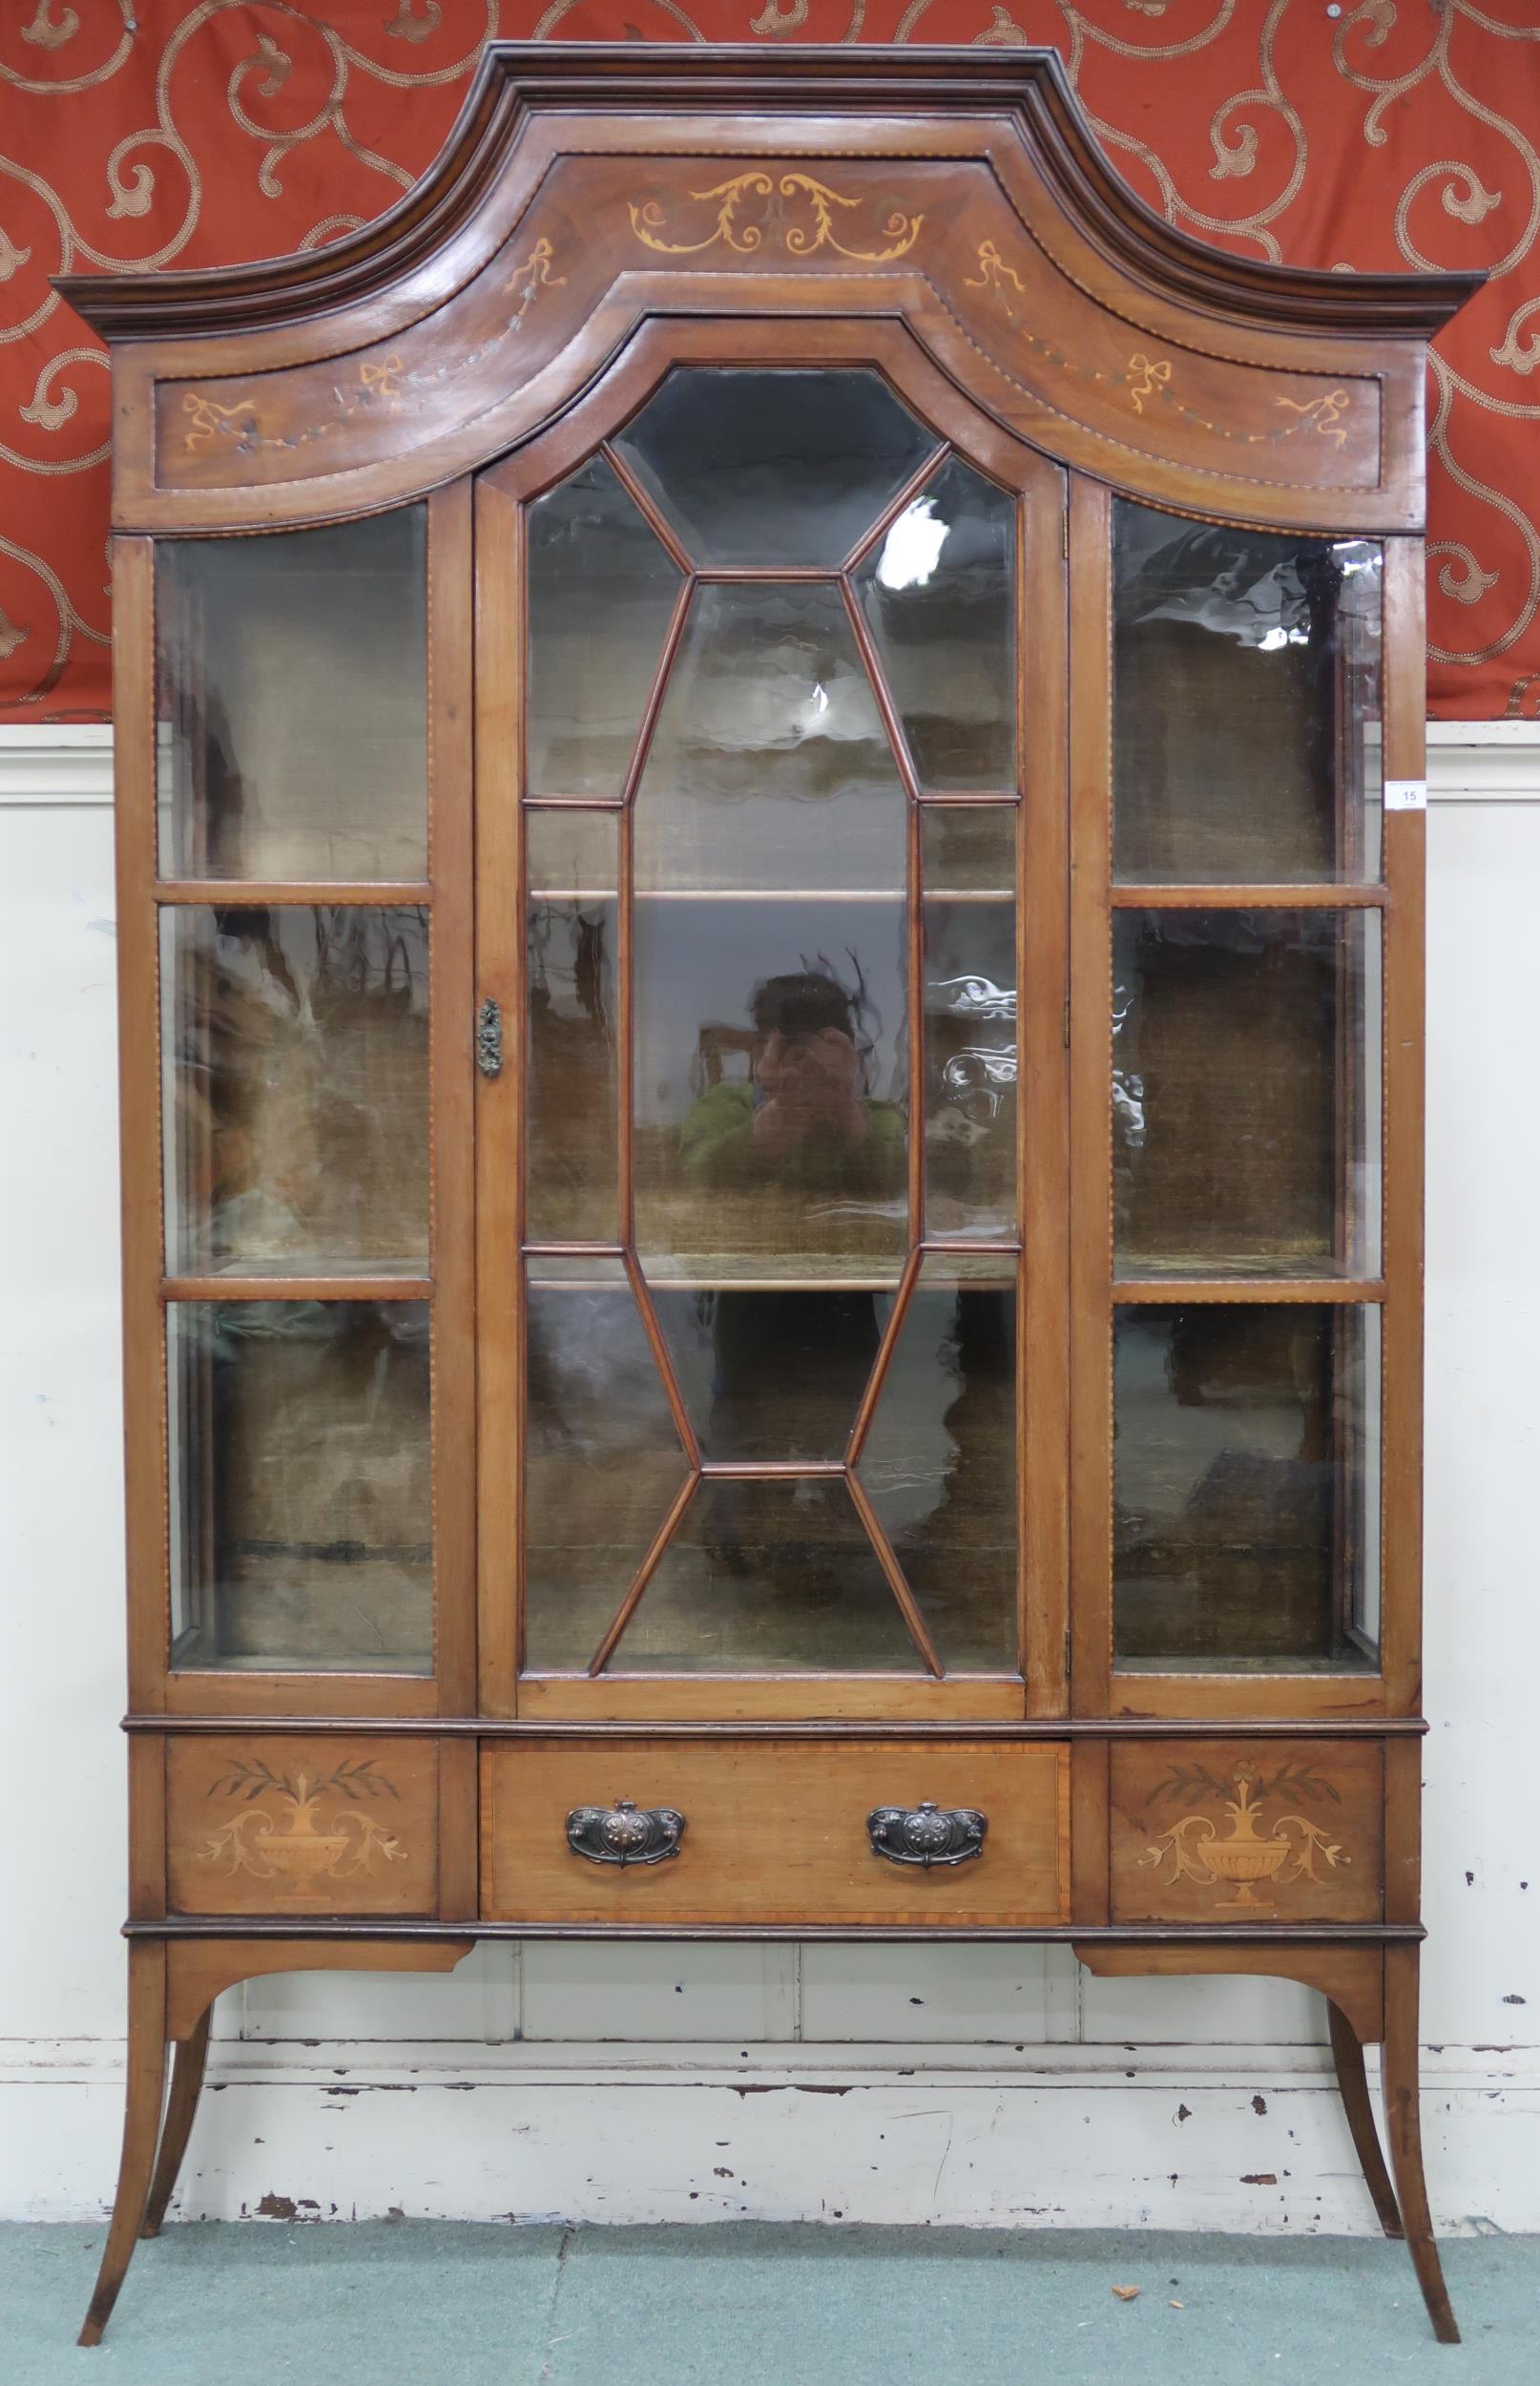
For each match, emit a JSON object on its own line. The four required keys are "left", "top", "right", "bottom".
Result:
{"left": 567, "top": 1799, "right": 686, "bottom": 1868}
{"left": 867, "top": 1801, "right": 987, "bottom": 1869}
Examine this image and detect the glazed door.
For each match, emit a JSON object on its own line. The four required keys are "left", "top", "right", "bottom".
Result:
{"left": 474, "top": 341, "right": 1069, "bottom": 1720}
{"left": 1068, "top": 481, "right": 1403, "bottom": 1723}
{"left": 144, "top": 488, "right": 476, "bottom": 1720}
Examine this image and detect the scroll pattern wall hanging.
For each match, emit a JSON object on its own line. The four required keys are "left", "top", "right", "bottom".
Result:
{"left": 2, "top": 1, "right": 1536, "bottom": 720}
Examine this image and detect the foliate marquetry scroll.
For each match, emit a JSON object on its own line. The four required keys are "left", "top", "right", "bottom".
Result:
{"left": 963, "top": 238, "right": 1360, "bottom": 461}
{"left": 1137, "top": 1760, "right": 1348, "bottom": 1911}
{"left": 1109, "top": 1740, "right": 1383, "bottom": 1925}
{"left": 166, "top": 1735, "right": 439, "bottom": 1915}
{"left": 169, "top": 237, "right": 565, "bottom": 468}
{"left": 629, "top": 172, "right": 924, "bottom": 263}
{"left": 200, "top": 1756, "right": 406, "bottom": 1887}
{"left": 181, "top": 391, "right": 259, "bottom": 456}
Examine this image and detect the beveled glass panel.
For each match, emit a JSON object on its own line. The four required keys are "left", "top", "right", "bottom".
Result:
{"left": 634, "top": 897, "right": 909, "bottom": 1284}
{"left": 634, "top": 581, "right": 908, "bottom": 893}
{"left": 856, "top": 456, "right": 1016, "bottom": 788}
{"left": 156, "top": 511, "right": 427, "bottom": 881}
{"left": 523, "top": 1258, "right": 690, "bottom": 1673}
{"left": 1113, "top": 502, "right": 1383, "bottom": 883}
{"left": 168, "top": 1301, "right": 431, "bottom": 1672}
{"left": 161, "top": 906, "right": 428, "bottom": 1276}
{"left": 1113, "top": 1303, "right": 1378, "bottom": 1672}
{"left": 527, "top": 811, "right": 619, "bottom": 1243}
{"left": 609, "top": 1476, "right": 923, "bottom": 1674}
{"left": 1113, "top": 910, "right": 1381, "bottom": 1278}
{"left": 614, "top": 368, "right": 937, "bottom": 569}
{"left": 858, "top": 1261, "right": 1018, "bottom": 1672}
{"left": 924, "top": 808, "right": 1017, "bottom": 1241}
{"left": 526, "top": 455, "right": 683, "bottom": 796}
{"left": 651, "top": 1288, "right": 881, "bottom": 1462}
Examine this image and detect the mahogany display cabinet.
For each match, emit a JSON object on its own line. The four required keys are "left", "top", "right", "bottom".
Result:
{"left": 58, "top": 46, "right": 1481, "bottom": 2345}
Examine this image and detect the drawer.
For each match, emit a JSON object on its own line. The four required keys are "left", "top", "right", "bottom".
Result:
{"left": 166, "top": 1735, "right": 439, "bottom": 1917}
{"left": 481, "top": 1739, "right": 1069, "bottom": 1927}
{"left": 1109, "top": 1739, "right": 1384, "bottom": 1925}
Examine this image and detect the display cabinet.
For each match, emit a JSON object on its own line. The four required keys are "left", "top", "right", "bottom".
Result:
{"left": 58, "top": 47, "right": 1479, "bottom": 2345}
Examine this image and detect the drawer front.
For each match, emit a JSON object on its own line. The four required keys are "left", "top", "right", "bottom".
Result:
{"left": 166, "top": 1735, "right": 439, "bottom": 1916}
{"left": 482, "top": 1740, "right": 1069, "bottom": 1927}
{"left": 1109, "top": 1739, "right": 1384, "bottom": 1925}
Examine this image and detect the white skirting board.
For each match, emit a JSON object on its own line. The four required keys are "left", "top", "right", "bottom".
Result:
{"left": 0, "top": 720, "right": 1535, "bottom": 2229}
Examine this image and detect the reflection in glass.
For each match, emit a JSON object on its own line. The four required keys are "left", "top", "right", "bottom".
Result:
{"left": 169, "top": 1302, "right": 431, "bottom": 1671}
{"left": 523, "top": 1259, "right": 689, "bottom": 1672}
{"left": 162, "top": 907, "right": 429, "bottom": 1276}
{"left": 156, "top": 511, "right": 427, "bottom": 881}
{"left": 1113, "top": 910, "right": 1381, "bottom": 1278}
{"left": 634, "top": 898, "right": 909, "bottom": 1283}
{"left": 924, "top": 808, "right": 1017, "bottom": 1240}
{"left": 527, "top": 811, "right": 619, "bottom": 1242}
{"left": 526, "top": 455, "right": 682, "bottom": 796}
{"left": 1113, "top": 1303, "right": 1378, "bottom": 1671}
{"left": 856, "top": 455, "right": 1016, "bottom": 788}
{"left": 610, "top": 1476, "right": 923, "bottom": 1674}
{"left": 858, "top": 1263, "right": 1018, "bottom": 1671}
{"left": 1113, "top": 502, "right": 1383, "bottom": 883}
{"left": 614, "top": 367, "right": 938, "bottom": 569}
{"left": 635, "top": 581, "right": 907, "bottom": 893}
{"left": 652, "top": 1289, "right": 879, "bottom": 1462}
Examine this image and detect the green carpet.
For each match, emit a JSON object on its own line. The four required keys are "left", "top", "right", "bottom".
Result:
{"left": 3, "top": 2223, "right": 1533, "bottom": 2384}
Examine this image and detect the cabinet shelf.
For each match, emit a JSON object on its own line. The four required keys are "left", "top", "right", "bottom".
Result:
{"left": 531, "top": 886, "right": 1015, "bottom": 903}
{"left": 527, "top": 1248, "right": 1019, "bottom": 1291}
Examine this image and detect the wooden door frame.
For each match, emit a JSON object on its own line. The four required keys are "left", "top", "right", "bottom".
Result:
{"left": 472, "top": 312, "right": 1071, "bottom": 1724}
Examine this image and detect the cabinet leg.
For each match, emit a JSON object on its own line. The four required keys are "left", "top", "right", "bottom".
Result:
{"left": 1381, "top": 1944, "right": 1460, "bottom": 2345}
{"left": 140, "top": 2006, "right": 213, "bottom": 2239}
{"left": 79, "top": 1942, "right": 169, "bottom": 2346}
{"left": 1326, "top": 1999, "right": 1403, "bottom": 2238}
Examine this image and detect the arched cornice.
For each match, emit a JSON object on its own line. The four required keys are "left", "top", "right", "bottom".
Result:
{"left": 54, "top": 47, "right": 1483, "bottom": 536}
{"left": 58, "top": 47, "right": 1477, "bottom": 346}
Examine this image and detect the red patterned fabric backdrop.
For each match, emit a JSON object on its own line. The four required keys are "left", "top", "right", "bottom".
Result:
{"left": 3, "top": 3, "right": 1537, "bottom": 720}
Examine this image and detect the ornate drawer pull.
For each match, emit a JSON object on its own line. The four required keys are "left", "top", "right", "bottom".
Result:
{"left": 867, "top": 1801, "right": 988, "bottom": 1869}
{"left": 566, "top": 1799, "right": 686, "bottom": 1868}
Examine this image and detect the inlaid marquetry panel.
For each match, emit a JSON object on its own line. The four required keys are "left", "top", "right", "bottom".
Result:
{"left": 141, "top": 126, "right": 1392, "bottom": 529}
{"left": 1109, "top": 1739, "right": 1384, "bottom": 1926}
{"left": 166, "top": 1735, "right": 439, "bottom": 1917}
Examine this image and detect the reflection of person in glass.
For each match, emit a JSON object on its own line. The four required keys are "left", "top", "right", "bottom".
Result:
{"left": 679, "top": 967, "right": 905, "bottom": 1200}
{"left": 675, "top": 968, "right": 903, "bottom": 1618}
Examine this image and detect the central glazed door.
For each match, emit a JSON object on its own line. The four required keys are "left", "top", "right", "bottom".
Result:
{"left": 474, "top": 325, "right": 1069, "bottom": 1723}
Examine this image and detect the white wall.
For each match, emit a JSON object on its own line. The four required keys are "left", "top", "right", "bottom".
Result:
{"left": 1, "top": 721, "right": 1535, "bottom": 2230}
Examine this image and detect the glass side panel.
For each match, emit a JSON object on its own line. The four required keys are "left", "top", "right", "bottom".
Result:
{"left": 924, "top": 807, "right": 1018, "bottom": 1241}
{"left": 1113, "top": 910, "right": 1382, "bottom": 1279}
{"left": 857, "top": 1259, "right": 1018, "bottom": 1672}
{"left": 634, "top": 581, "right": 907, "bottom": 894}
{"left": 608, "top": 1476, "right": 924, "bottom": 1675}
{"left": 526, "top": 811, "right": 620, "bottom": 1243}
{"left": 634, "top": 895, "right": 909, "bottom": 1286}
{"left": 525, "top": 454, "right": 683, "bottom": 797}
{"left": 613, "top": 367, "right": 938, "bottom": 569}
{"left": 855, "top": 455, "right": 1016, "bottom": 789}
{"left": 1113, "top": 502, "right": 1383, "bottom": 884}
{"left": 161, "top": 906, "right": 429, "bottom": 1277}
{"left": 168, "top": 1301, "right": 431, "bottom": 1672}
{"left": 156, "top": 511, "right": 427, "bottom": 881}
{"left": 523, "top": 1258, "right": 690, "bottom": 1673}
{"left": 650, "top": 1288, "right": 879, "bottom": 1462}
{"left": 1113, "top": 1303, "right": 1379, "bottom": 1672}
